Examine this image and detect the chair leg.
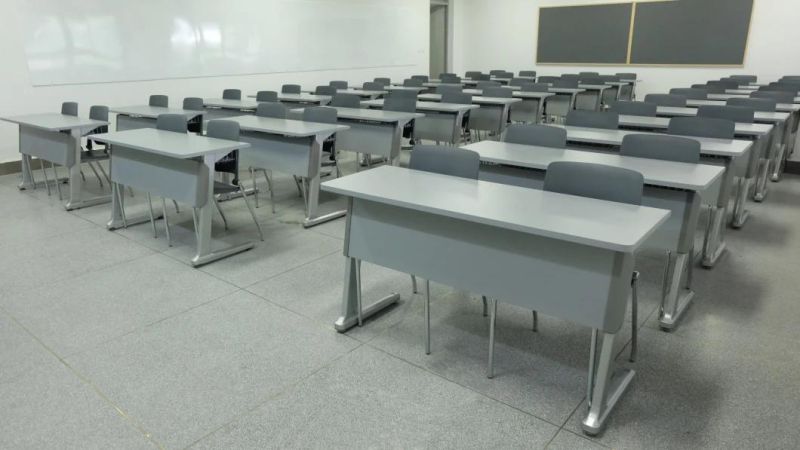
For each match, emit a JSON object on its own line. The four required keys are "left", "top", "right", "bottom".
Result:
{"left": 97, "top": 161, "right": 112, "bottom": 186}
{"left": 532, "top": 310, "right": 538, "bottom": 332}
{"left": 172, "top": 200, "right": 180, "bottom": 214}
{"left": 240, "top": 186, "right": 264, "bottom": 241}
{"left": 411, "top": 275, "right": 418, "bottom": 294}
{"left": 630, "top": 271, "right": 640, "bottom": 363}
{"left": 424, "top": 279, "right": 431, "bottom": 355}
{"left": 40, "top": 159, "right": 51, "bottom": 196}
{"left": 146, "top": 193, "right": 157, "bottom": 238}
{"left": 51, "top": 162, "right": 63, "bottom": 201}
{"left": 250, "top": 168, "right": 259, "bottom": 208}
{"left": 192, "top": 208, "right": 200, "bottom": 243}
{"left": 293, "top": 175, "right": 304, "bottom": 197}
{"left": 587, "top": 329, "right": 599, "bottom": 405}
{"left": 161, "top": 197, "right": 172, "bottom": 247}
{"left": 260, "top": 169, "right": 275, "bottom": 214}
{"left": 80, "top": 169, "right": 86, "bottom": 182}
{"left": 300, "top": 178, "right": 309, "bottom": 216}
{"left": 213, "top": 197, "right": 229, "bottom": 230}
{"left": 482, "top": 296, "right": 488, "bottom": 317}
{"left": 115, "top": 184, "right": 128, "bottom": 228}
{"left": 487, "top": 298, "right": 497, "bottom": 379}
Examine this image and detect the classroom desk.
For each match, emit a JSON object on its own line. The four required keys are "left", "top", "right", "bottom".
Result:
{"left": 91, "top": 128, "right": 252, "bottom": 266}
{"left": 726, "top": 89, "right": 758, "bottom": 95}
{"left": 686, "top": 99, "right": 800, "bottom": 184}
{"left": 547, "top": 88, "right": 587, "bottom": 113}
{"left": 576, "top": 84, "right": 613, "bottom": 111}
{"left": 203, "top": 98, "right": 259, "bottom": 119}
{"left": 708, "top": 93, "right": 800, "bottom": 103}
{"left": 289, "top": 106, "right": 423, "bottom": 166}
{"left": 617, "top": 115, "right": 770, "bottom": 228}
{"left": 273, "top": 93, "right": 332, "bottom": 106}
{"left": 460, "top": 89, "right": 556, "bottom": 124}
{"left": 384, "top": 85, "right": 428, "bottom": 94}
{"left": 221, "top": 115, "right": 348, "bottom": 228}
{"left": 334, "top": 88, "right": 386, "bottom": 99}
{"left": 656, "top": 106, "right": 792, "bottom": 202}
{"left": 2, "top": 113, "right": 110, "bottom": 210}
{"left": 416, "top": 93, "right": 521, "bottom": 135}
{"left": 466, "top": 140, "right": 723, "bottom": 330}
{"left": 361, "top": 99, "right": 478, "bottom": 144}
{"left": 322, "top": 165, "right": 669, "bottom": 435}
{"left": 552, "top": 125, "right": 751, "bottom": 268}
{"left": 111, "top": 105, "right": 203, "bottom": 131}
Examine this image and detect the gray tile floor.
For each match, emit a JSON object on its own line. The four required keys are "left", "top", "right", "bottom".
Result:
{"left": 1, "top": 153, "right": 799, "bottom": 449}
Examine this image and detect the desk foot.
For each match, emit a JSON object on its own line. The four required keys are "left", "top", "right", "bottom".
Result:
{"left": 753, "top": 188, "right": 767, "bottom": 203}
{"left": 731, "top": 210, "right": 750, "bottom": 229}
{"left": 659, "top": 290, "right": 695, "bottom": 331}
{"left": 217, "top": 187, "right": 257, "bottom": 203}
{"left": 303, "top": 209, "right": 347, "bottom": 228}
{"left": 108, "top": 213, "right": 163, "bottom": 230}
{"left": 191, "top": 241, "right": 255, "bottom": 267}
{"left": 335, "top": 293, "right": 400, "bottom": 332}
{"left": 702, "top": 241, "right": 726, "bottom": 268}
{"left": 65, "top": 195, "right": 112, "bottom": 211}
{"left": 582, "top": 368, "right": 635, "bottom": 436}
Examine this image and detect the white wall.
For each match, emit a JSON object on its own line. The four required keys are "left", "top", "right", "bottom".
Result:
{"left": 451, "top": 0, "right": 800, "bottom": 95}
{"left": 0, "top": 0, "right": 430, "bottom": 164}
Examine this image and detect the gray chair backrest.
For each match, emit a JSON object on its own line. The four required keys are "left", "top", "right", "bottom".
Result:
{"left": 255, "top": 91, "right": 278, "bottom": 103}
{"left": 537, "top": 76, "right": 559, "bottom": 84}
{"left": 439, "top": 73, "right": 457, "bottom": 78}
{"left": 363, "top": 81, "right": 384, "bottom": 91}
{"left": 579, "top": 76, "right": 604, "bottom": 85}
{"left": 388, "top": 89, "right": 418, "bottom": 100}
{"left": 489, "top": 70, "right": 506, "bottom": 77}
{"left": 330, "top": 93, "right": 362, "bottom": 108}
{"left": 474, "top": 73, "right": 492, "bottom": 81}
{"left": 668, "top": 116, "right": 735, "bottom": 139}
{"left": 519, "top": 70, "right": 537, "bottom": 78}
{"left": 751, "top": 91, "right": 794, "bottom": 103}
{"left": 61, "top": 101, "right": 78, "bottom": 116}
{"left": 696, "top": 83, "right": 725, "bottom": 94}
{"left": 565, "top": 110, "right": 619, "bottom": 130}
{"left": 644, "top": 94, "right": 687, "bottom": 107}
{"left": 561, "top": 74, "right": 579, "bottom": 81}
{"left": 222, "top": 89, "right": 241, "bottom": 100}
{"left": 373, "top": 78, "right": 391, "bottom": 86}
{"left": 519, "top": 83, "right": 550, "bottom": 92}
{"left": 441, "top": 75, "right": 462, "bottom": 83}
{"left": 281, "top": 84, "right": 302, "bottom": 94}
{"left": 497, "top": 71, "right": 514, "bottom": 79}
{"left": 411, "top": 75, "right": 429, "bottom": 82}
{"left": 206, "top": 119, "right": 240, "bottom": 141}
{"left": 697, "top": 105, "right": 755, "bottom": 124}
{"left": 620, "top": 134, "right": 701, "bottom": 164}
{"left": 482, "top": 87, "right": 513, "bottom": 98}
{"left": 669, "top": 88, "right": 708, "bottom": 100}
{"left": 404, "top": 78, "right": 424, "bottom": 87}
{"left": 149, "top": 95, "right": 168, "bottom": 107}
{"left": 510, "top": 78, "right": 532, "bottom": 86}
{"left": 303, "top": 106, "right": 337, "bottom": 124}
{"left": 477, "top": 81, "right": 501, "bottom": 89}
{"left": 609, "top": 101, "right": 656, "bottom": 117}
{"left": 465, "top": 71, "right": 483, "bottom": 79}
{"left": 156, "top": 114, "right": 188, "bottom": 133}
{"left": 329, "top": 80, "right": 348, "bottom": 89}
{"left": 616, "top": 73, "right": 637, "bottom": 80}
{"left": 600, "top": 75, "right": 621, "bottom": 82}
{"left": 544, "top": 161, "right": 643, "bottom": 205}
{"left": 730, "top": 75, "right": 756, "bottom": 83}
{"left": 503, "top": 124, "right": 567, "bottom": 148}
{"left": 708, "top": 80, "right": 738, "bottom": 90}
{"left": 442, "top": 92, "right": 473, "bottom": 105}
{"left": 89, "top": 105, "right": 109, "bottom": 121}
{"left": 553, "top": 79, "right": 579, "bottom": 88}
{"left": 437, "top": 84, "right": 463, "bottom": 95}
{"left": 255, "top": 102, "right": 288, "bottom": 119}
{"left": 314, "top": 85, "right": 337, "bottom": 96}
{"left": 384, "top": 94, "right": 417, "bottom": 113}
{"left": 579, "top": 71, "right": 600, "bottom": 76}
{"left": 409, "top": 145, "right": 480, "bottom": 180}
{"left": 183, "top": 97, "right": 204, "bottom": 111}
{"left": 727, "top": 97, "right": 777, "bottom": 112}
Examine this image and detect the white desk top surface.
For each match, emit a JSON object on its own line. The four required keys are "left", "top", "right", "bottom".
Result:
{"left": 203, "top": 98, "right": 259, "bottom": 110}
{"left": 686, "top": 99, "right": 800, "bottom": 112}
{"left": 322, "top": 166, "right": 669, "bottom": 253}
{"left": 708, "top": 93, "right": 800, "bottom": 103}
{"left": 618, "top": 115, "right": 772, "bottom": 136}
{"left": 657, "top": 106, "right": 790, "bottom": 123}
{"left": 1, "top": 113, "right": 108, "bottom": 131}
{"left": 324, "top": 107, "right": 422, "bottom": 122}
{"left": 417, "top": 93, "right": 521, "bottom": 105}
{"left": 276, "top": 93, "right": 332, "bottom": 103}
{"left": 224, "top": 115, "right": 348, "bottom": 137}
{"left": 362, "top": 99, "right": 479, "bottom": 113}
{"left": 553, "top": 125, "right": 752, "bottom": 158}
{"left": 111, "top": 105, "right": 203, "bottom": 119}
{"left": 89, "top": 128, "right": 248, "bottom": 158}
{"left": 465, "top": 140, "right": 724, "bottom": 192}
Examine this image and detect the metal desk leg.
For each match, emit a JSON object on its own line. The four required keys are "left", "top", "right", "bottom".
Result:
{"left": 334, "top": 203, "right": 400, "bottom": 332}
{"left": 658, "top": 252, "right": 695, "bottom": 330}
{"left": 755, "top": 124, "right": 780, "bottom": 202}
{"left": 582, "top": 331, "right": 634, "bottom": 435}
{"left": 732, "top": 136, "right": 763, "bottom": 228}
{"left": 702, "top": 158, "right": 735, "bottom": 268}
{"left": 771, "top": 113, "right": 795, "bottom": 182}
{"left": 18, "top": 152, "right": 34, "bottom": 190}
{"left": 303, "top": 136, "right": 347, "bottom": 228}
{"left": 65, "top": 128, "right": 111, "bottom": 211}
{"left": 191, "top": 155, "right": 255, "bottom": 267}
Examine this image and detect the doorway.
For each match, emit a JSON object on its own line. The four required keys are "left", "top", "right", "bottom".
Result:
{"left": 430, "top": 1, "right": 448, "bottom": 78}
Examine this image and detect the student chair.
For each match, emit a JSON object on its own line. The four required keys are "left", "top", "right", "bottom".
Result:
{"left": 502, "top": 124, "right": 566, "bottom": 148}
{"left": 644, "top": 94, "right": 688, "bottom": 107}
{"left": 608, "top": 101, "right": 657, "bottom": 117}
{"left": 281, "top": 84, "right": 302, "bottom": 94}
{"left": 565, "top": 110, "right": 620, "bottom": 130}
{"left": 149, "top": 95, "right": 168, "bottom": 107}
{"left": 255, "top": 91, "right": 279, "bottom": 103}
{"left": 222, "top": 89, "right": 241, "bottom": 100}
{"left": 330, "top": 93, "right": 362, "bottom": 108}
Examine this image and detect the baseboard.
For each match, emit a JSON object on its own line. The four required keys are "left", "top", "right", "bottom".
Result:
{"left": 0, "top": 159, "right": 21, "bottom": 176}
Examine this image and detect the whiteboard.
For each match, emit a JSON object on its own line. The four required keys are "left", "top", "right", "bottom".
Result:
{"left": 17, "top": 0, "right": 422, "bottom": 86}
